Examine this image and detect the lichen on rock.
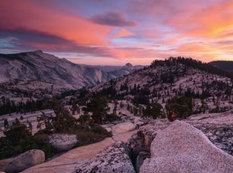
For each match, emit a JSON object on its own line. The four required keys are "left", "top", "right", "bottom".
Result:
{"left": 74, "top": 142, "right": 135, "bottom": 173}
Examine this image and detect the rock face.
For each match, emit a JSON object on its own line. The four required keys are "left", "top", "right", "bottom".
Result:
{"left": 112, "top": 122, "right": 135, "bottom": 135}
{"left": 0, "top": 149, "right": 45, "bottom": 173}
{"left": 140, "top": 121, "right": 233, "bottom": 173}
{"left": 185, "top": 112, "right": 233, "bottom": 155}
{"left": 74, "top": 142, "right": 135, "bottom": 173}
{"left": 0, "top": 51, "right": 112, "bottom": 89}
{"left": 126, "top": 119, "right": 170, "bottom": 172}
{"left": 48, "top": 133, "right": 78, "bottom": 151}
{"left": 198, "top": 125, "right": 233, "bottom": 155}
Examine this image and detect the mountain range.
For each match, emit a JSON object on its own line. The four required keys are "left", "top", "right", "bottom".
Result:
{"left": 0, "top": 50, "right": 143, "bottom": 98}
{"left": 209, "top": 61, "right": 233, "bottom": 73}
{"left": 1, "top": 50, "right": 233, "bottom": 111}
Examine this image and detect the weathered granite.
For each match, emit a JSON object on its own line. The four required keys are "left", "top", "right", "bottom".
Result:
{"left": 74, "top": 142, "right": 135, "bottom": 173}
{"left": 48, "top": 133, "right": 78, "bottom": 151}
{"left": 0, "top": 149, "right": 45, "bottom": 173}
{"left": 140, "top": 121, "right": 233, "bottom": 173}
{"left": 112, "top": 122, "right": 135, "bottom": 135}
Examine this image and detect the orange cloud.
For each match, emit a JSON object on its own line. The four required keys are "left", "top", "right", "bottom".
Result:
{"left": 160, "top": 0, "right": 233, "bottom": 62}
{"left": 0, "top": 0, "right": 111, "bottom": 46}
{"left": 177, "top": 43, "right": 210, "bottom": 53}
{"left": 107, "top": 47, "right": 170, "bottom": 59}
{"left": 112, "top": 29, "right": 134, "bottom": 38}
{"left": 168, "top": 1, "right": 233, "bottom": 38}
{"left": 174, "top": 42, "right": 227, "bottom": 62}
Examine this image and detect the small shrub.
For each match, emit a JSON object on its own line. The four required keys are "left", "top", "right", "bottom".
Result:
{"left": 69, "top": 124, "right": 111, "bottom": 146}
{"left": 143, "top": 103, "right": 165, "bottom": 119}
{"left": 78, "top": 114, "right": 91, "bottom": 126}
{"left": 104, "top": 113, "right": 121, "bottom": 123}
{"left": 166, "top": 96, "right": 193, "bottom": 120}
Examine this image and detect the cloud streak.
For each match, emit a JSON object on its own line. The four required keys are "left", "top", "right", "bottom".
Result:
{"left": 90, "top": 12, "right": 137, "bottom": 27}
{"left": 0, "top": 28, "right": 113, "bottom": 57}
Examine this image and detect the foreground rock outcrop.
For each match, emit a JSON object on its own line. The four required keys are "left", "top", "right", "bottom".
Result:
{"left": 126, "top": 119, "right": 170, "bottom": 172}
{"left": 140, "top": 121, "right": 233, "bottom": 173}
{"left": 20, "top": 130, "right": 136, "bottom": 173}
{"left": 48, "top": 133, "right": 78, "bottom": 151}
{"left": 0, "top": 149, "right": 45, "bottom": 173}
{"left": 74, "top": 142, "right": 135, "bottom": 173}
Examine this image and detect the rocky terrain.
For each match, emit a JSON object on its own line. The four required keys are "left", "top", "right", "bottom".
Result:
{"left": 73, "top": 112, "right": 233, "bottom": 173}
{"left": 89, "top": 58, "right": 233, "bottom": 114}
{"left": 17, "top": 127, "right": 137, "bottom": 173}
{"left": 8, "top": 111, "right": 233, "bottom": 173}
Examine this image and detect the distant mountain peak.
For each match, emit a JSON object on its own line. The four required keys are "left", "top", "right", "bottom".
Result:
{"left": 32, "top": 50, "right": 43, "bottom": 54}
{"left": 125, "top": 63, "right": 133, "bottom": 67}
{"left": 121, "top": 63, "right": 133, "bottom": 71}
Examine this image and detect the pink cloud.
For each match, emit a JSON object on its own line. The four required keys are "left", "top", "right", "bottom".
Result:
{"left": 0, "top": 0, "right": 111, "bottom": 46}
{"left": 112, "top": 29, "right": 135, "bottom": 38}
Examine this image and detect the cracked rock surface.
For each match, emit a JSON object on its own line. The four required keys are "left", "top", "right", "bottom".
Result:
{"left": 48, "top": 133, "right": 78, "bottom": 151}
{"left": 74, "top": 142, "right": 135, "bottom": 173}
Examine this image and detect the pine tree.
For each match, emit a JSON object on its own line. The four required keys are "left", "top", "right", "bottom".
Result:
{"left": 4, "top": 119, "right": 9, "bottom": 129}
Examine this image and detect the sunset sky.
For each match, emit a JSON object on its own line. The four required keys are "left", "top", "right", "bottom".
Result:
{"left": 1, "top": 0, "right": 233, "bottom": 65}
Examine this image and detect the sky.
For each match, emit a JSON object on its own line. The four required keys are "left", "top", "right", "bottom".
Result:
{"left": 1, "top": 0, "right": 233, "bottom": 65}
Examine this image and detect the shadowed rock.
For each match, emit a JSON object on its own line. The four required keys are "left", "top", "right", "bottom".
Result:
{"left": 0, "top": 149, "right": 45, "bottom": 173}
{"left": 48, "top": 133, "right": 78, "bottom": 151}
{"left": 140, "top": 121, "right": 233, "bottom": 173}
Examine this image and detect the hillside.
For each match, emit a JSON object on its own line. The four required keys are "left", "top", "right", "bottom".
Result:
{"left": 209, "top": 61, "right": 233, "bottom": 73}
{"left": 0, "top": 51, "right": 141, "bottom": 99}
{"left": 86, "top": 57, "right": 233, "bottom": 115}
{"left": 0, "top": 50, "right": 111, "bottom": 89}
